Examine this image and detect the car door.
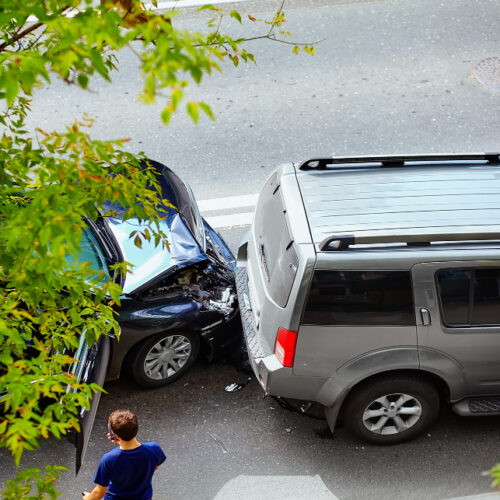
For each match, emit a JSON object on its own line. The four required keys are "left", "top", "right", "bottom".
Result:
{"left": 412, "top": 261, "right": 500, "bottom": 397}
{"left": 68, "top": 333, "right": 111, "bottom": 474}
{"left": 294, "top": 269, "right": 419, "bottom": 378}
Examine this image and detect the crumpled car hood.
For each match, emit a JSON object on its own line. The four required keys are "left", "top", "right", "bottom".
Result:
{"left": 105, "top": 212, "right": 207, "bottom": 295}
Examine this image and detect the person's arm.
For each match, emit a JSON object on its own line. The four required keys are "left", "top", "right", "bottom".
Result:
{"left": 82, "top": 484, "right": 107, "bottom": 500}
{"left": 155, "top": 443, "right": 166, "bottom": 471}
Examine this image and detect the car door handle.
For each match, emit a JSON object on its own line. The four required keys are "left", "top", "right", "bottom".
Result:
{"left": 420, "top": 308, "right": 431, "bottom": 326}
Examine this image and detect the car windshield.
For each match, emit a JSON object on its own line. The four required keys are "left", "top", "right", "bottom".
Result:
{"left": 66, "top": 227, "right": 111, "bottom": 283}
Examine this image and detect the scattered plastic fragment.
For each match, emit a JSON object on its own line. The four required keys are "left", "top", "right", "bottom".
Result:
{"left": 299, "top": 401, "right": 312, "bottom": 414}
{"left": 208, "top": 432, "right": 228, "bottom": 454}
{"left": 225, "top": 377, "right": 252, "bottom": 393}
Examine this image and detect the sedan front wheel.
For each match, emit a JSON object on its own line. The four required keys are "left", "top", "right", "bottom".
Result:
{"left": 130, "top": 331, "right": 200, "bottom": 388}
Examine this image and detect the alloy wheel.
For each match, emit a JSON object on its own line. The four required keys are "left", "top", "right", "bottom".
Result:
{"left": 362, "top": 393, "right": 422, "bottom": 435}
{"left": 143, "top": 334, "right": 192, "bottom": 380}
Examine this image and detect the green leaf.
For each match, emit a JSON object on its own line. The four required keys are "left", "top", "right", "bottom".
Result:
{"left": 160, "top": 107, "right": 172, "bottom": 125}
{"left": 186, "top": 102, "right": 199, "bottom": 124}
{"left": 198, "top": 4, "right": 217, "bottom": 10}
{"left": 199, "top": 102, "right": 215, "bottom": 121}
{"left": 77, "top": 74, "right": 89, "bottom": 89}
{"left": 230, "top": 10, "right": 242, "bottom": 23}
{"left": 89, "top": 49, "right": 110, "bottom": 81}
{"left": 4, "top": 78, "right": 20, "bottom": 106}
{"left": 171, "top": 88, "right": 183, "bottom": 111}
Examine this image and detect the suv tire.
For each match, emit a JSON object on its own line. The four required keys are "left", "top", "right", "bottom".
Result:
{"left": 130, "top": 331, "right": 200, "bottom": 388}
{"left": 342, "top": 376, "right": 439, "bottom": 444}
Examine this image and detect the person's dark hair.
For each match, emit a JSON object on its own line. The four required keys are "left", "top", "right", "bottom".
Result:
{"left": 108, "top": 409, "right": 138, "bottom": 441}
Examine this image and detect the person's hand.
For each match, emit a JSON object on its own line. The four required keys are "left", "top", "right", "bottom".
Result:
{"left": 107, "top": 432, "right": 118, "bottom": 442}
{"left": 82, "top": 490, "right": 91, "bottom": 499}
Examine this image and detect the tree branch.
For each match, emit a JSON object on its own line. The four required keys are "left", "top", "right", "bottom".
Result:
{"left": 0, "top": 6, "right": 73, "bottom": 53}
{"left": 267, "top": 0, "right": 286, "bottom": 37}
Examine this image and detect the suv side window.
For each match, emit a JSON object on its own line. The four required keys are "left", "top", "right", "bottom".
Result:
{"left": 302, "top": 270, "right": 415, "bottom": 326}
{"left": 437, "top": 268, "right": 500, "bottom": 327}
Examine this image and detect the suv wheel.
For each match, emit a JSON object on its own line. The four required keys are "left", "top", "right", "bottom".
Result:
{"left": 130, "top": 331, "right": 200, "bottom": 388}
{"left": 342, "top": 376, "right": 439, "bottom": 444}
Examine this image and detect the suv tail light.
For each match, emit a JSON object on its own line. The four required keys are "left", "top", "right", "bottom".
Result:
{"left": 274, "top": 328, "right": 298, "bottom": 367}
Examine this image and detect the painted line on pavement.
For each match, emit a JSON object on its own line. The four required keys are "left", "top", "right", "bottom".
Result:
{"left": 214, "top": 474, "right": 339, "bottom": 499}
{"left": 198, "top": 194, "right": 258, "bottom": 212}
{"left": 204, "top": 211, "right": 254, "bottom": 229}
{"left": 199, "top": 193, "right": 257, "bottom": 229}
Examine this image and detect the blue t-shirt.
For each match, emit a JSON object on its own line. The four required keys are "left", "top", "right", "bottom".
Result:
{"left": 94, "top": 441, "right": 166, "bottom": 500}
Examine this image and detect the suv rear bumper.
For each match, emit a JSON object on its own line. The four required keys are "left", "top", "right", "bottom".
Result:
{"left": 236, "top": 265, "right": 327, "bottom": 401}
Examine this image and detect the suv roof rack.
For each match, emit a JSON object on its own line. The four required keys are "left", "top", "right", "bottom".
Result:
{"left": 299, "top": 153, "right": 500, "bottom": 171}
{"left": 319, "top": 230, "right": 500, "bottom": 251}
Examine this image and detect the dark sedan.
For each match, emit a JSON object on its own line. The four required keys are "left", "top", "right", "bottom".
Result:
{"left": 87, "top": 160, "right": 241, "bottom": 388}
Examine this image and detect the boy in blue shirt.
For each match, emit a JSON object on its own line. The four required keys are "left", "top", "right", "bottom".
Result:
{"left": 83, "top": 409, "right": 166, "bottom": 500}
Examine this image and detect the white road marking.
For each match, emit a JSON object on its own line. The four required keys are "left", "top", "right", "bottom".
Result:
{"left": 199, "top": 193, "right": 257, "bottom": 229}
{"left": 214, "top": 475, "right": 339, "bottom": 500}
{"left": 205, "top": 211, "right": 254, "bottom": 229}
{"left": 213, "top": 477, "right": 498, "bottom": 500}
{"left": 198, "top": 194, "right": 258, "bottom": 212}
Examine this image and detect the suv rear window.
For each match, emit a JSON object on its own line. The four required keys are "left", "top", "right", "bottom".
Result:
{"left": 302, "top": 270, "right": 415, "bottom": 325}
{"left": 437, "top": 268, "right": 500, "bottom": 326}
{"left": 253, "top": 173, "right": 298, "bottom": 307}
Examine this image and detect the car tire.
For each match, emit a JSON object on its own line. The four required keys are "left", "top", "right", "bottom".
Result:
{"left": 129, "top": 331, "right": 200, "bottom": 388}
{"left": 342, "top": 375, "right": 440, "bottom": 445}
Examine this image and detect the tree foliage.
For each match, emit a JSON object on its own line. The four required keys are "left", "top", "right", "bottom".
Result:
{"left": 0, "top": 0, "right": 311, "bottom": 497}
{"left": 487, "top": 464, "right": 500, "bottom": 491}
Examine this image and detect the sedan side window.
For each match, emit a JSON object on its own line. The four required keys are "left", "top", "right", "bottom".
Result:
{"left": 436, "top": 268, "right": 500, "bottom": 327}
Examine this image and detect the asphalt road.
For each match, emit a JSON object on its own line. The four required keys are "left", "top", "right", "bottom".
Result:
{"left": 2, "top": 225, "right": 500, "bottom": 500}
{"left": 25, "top": 0, "right": 500, "bottom": 200}
{"left": 3, "top": 0, "right": 500, "bottom": 498}
{"left": 2, "top": 358, "right": 500, "bottom": 500}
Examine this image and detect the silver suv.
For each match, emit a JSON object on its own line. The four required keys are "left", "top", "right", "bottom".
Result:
{"left": 236, "top": 153, "right": 500, "bottom": 444}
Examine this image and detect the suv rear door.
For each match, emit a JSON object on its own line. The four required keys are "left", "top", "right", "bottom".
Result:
{"left": 294, "top": 269, "right": 418, "bottom": 376}
{"left": 412, "top": 261, "right": 500, "bottom": 396}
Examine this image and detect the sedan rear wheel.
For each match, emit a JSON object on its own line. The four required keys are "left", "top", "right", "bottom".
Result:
{"left": 130, "top": 331, "right": 200, "bottom": 388}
